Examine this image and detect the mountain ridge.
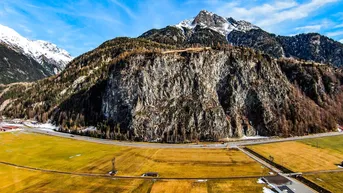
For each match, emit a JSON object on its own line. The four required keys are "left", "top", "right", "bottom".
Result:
{"left": 141, "top": 10, "right": 343, "bottom": 67}
{"left": 0, "top": 24, "right": 73, "bottom": 84}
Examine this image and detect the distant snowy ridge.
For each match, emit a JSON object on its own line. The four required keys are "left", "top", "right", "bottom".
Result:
{"left": 175, "top": 10, "right": 259, "bottom": 36}
{"left": 0, "top": 24, "right": 73, "bottom": 74}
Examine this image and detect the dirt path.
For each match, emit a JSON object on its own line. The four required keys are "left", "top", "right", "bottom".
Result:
{"left": 161, "top": 47, "right": 211, "bottom": 54}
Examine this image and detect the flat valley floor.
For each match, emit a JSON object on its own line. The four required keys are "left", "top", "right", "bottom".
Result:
{"left": 1, "top": 130, "right": 343, "bottom": 192}
{"left": 0, "top": 131, "right": 270, "bottom": 193}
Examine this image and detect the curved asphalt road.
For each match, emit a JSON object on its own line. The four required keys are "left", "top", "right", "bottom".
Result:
{"left": 25, "top": 127, "right": 343, "bottom": 149}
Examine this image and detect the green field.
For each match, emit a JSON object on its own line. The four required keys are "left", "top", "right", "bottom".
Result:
{"left": 300, "top": 135, "right": 343, "bottom": 154}
{"left": 0, "top": 131, "right": 270, "bottom": 192}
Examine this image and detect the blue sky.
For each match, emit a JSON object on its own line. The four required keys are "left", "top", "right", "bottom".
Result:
{"left": 1, "top": 0, "right": 342, "bottom": 56}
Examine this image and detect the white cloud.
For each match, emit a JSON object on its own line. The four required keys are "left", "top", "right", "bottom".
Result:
{"left": 258, "top": 0, "right": 339, "bottom": 27}
{"left": 111, "top": 0, "right": 137, "bottom": 19}
{"left": 327, "top": 30, "right": 343, "bottom": 37}
{"left": 340, "top": 39, "right": 343, "bottom": 43}
{"left": 216, "top": 0, "right": 338, "bottom": 29}
{"left": 334, "top": 24, "right": 343, "bottom": 28}
{"left": 18, "top": 24, "right": 32, "bottom": 33}
{"left": 295, "top": 25, "right": 322, "bottom": 32}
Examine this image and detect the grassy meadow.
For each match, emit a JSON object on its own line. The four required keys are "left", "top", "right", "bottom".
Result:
{"left": 0, "top": 131, "right": 271, "bottom": 192}
{"left": 0, "top": 164, "right": 268, "bottom": 193}
{"left": 0, "top": 131, "right": 269, "bottom": 178}
{"left": 0, "top": 164, "right": 146, "bottom": 193}
{"left": 300, "top": 135, "right": 343, "bottom": 154}
{"left": 248, "top": 137, "right": 343, "bottom": 172}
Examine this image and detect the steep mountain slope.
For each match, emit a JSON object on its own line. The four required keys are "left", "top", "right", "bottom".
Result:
{"left": 227, "top": 29, "right": 285, "bottom": 58}
{"left": 0, "top": 24, "right": 73, "bottom": 83}
{"left": 0, "top": 43, "right": 52, "bottom": 84}
{"left": 228, "top": 30, "right": 343, "bottom": 67}
{"left": 278, "top": 33, "right": 343, "bottom": 67}
{"left": 141, "top": 10, "right": 343, "bottom": 67}
{"left": 1, "top": 38, "right": 342, "bottom": 142}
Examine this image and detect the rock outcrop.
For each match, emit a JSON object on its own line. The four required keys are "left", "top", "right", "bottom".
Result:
{"left": 100, "top": 49, "right": 292, "bottom": 142}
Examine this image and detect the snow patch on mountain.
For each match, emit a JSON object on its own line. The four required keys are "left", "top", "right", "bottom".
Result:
{"left": 175, "top": 10, "right": 259, "bottom": 36}
{"left": 175, "top": 19, "right": 195, "bottom": 29}
{"left": 0, "top": 24, "right": 73, "bottom": 73}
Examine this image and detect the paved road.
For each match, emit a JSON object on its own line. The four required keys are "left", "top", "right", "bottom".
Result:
{"left": 25, "top": 127, "right": 343, "bottom": 149}
{"left": 237, "top": 147, "right": 315, "bottom": 193}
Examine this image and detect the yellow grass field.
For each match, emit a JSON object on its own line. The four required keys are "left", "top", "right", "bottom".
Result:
{"left": 0, "top": 131, "right": 269, "bottom": 179}
{"left": 0, "top": 164, "right": 146, "bottom": 193}
{"left": 0, "top": 164, "right": 267, "bottom": 193}
{"left": 305, "top": 173, "right": 343, "bottom": 193}
{"left": 248, "top": 141, "right": 343, "bottom": 172}
{"left": 150, "top": 179, "right": 267, "bottom": 193}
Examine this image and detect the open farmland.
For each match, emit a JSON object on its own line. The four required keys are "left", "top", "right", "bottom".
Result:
{"left": 0, "top": 164, "right": 268, "bottom": 193}
{"left": 0, "top": 164, "right": 146, "bottom": 193}
{"left": 248, "top": 140, "right": 343, "bottom": 172}
{"left": 0, "top": 131, "right": 271, "bottom": 192}
{"left": 149, "top": 179, "right": 267, "bottom": 193}
{"left": 248, "top": 135, "right": 343, "bottom": 192}
{"left": 0, "top": 130, "right": 270, "bottom": 179}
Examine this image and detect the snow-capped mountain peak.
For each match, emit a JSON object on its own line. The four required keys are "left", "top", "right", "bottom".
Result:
{"left": 0, "top": 24, "right": 73, "bottom": 74}
{"left": 175, "top": 10, "right": 259, "bottom": 36}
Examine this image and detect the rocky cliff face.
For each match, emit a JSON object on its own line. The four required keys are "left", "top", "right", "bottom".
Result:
{"left": 100, "top": 49, "right": 293, "bottom": 142}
